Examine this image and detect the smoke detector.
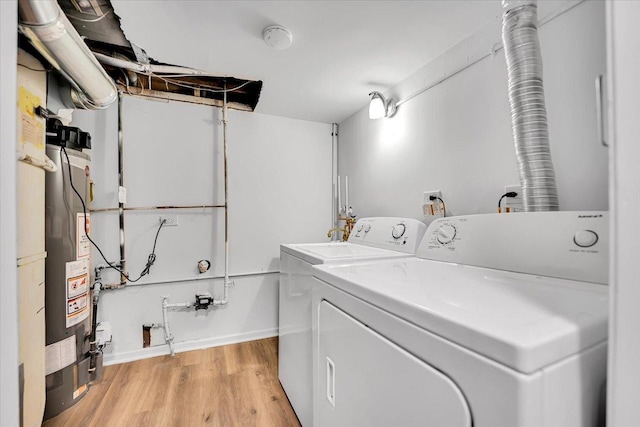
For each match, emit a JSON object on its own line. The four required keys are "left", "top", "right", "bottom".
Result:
{"left": 262, "top": 25, "right": 293, "bottom": 50}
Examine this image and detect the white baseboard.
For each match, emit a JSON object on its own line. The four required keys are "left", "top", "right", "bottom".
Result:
{"left": 103, "top": 327, "right": 279, "bottom": 366}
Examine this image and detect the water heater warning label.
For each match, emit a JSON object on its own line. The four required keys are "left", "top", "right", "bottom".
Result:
{"left": 65, "top": 259, "right": 90, "bottom": 328}
{"left": 45, "top": 336, "right": 76, "bottom": 376}
{"left": 76, "top": 213, "right": 91, "bottom": 260}
{"left": 67, "top": 294, "right": 88, "bottom": 315}
{"left": 67, "top": 273, "right": 88, "bottom": 299}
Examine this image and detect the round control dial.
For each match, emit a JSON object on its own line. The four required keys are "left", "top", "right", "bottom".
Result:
{"left": 364, "top": 223, "right": 371, "bottom": 233}
{"left": 574, "top": 230, "right": 598, "bottom": 248}
{"left": 436, "top": 224, "right": 457, "bottom": 244}
{"left": 391, "top": 223, "right": 406, "bottom": 240}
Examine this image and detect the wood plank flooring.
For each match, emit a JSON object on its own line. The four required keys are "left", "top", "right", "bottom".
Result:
{"left": 42, "top": 337, "right": 301, "bottom": 427}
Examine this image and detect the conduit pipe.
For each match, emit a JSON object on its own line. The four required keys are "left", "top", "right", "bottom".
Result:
{"left": 18, "top": 0, "right": 117, "bottom": 109}
{"left": 94, "top": 52, "right": 228, "bottom": 77}
{"left": 331, "top": 123, "right": 338, "bottom": 241}
{"left": 215, "top": 85, "right": 232, "bottom": 306}
{"left": 502, "top": 0, "right": 559, "bottom": 211}
{"left": 117, "top": 92, "right": 127, "bottom": 286}
{"left": 98, "top": 269, "right": 279, "bottom": 289}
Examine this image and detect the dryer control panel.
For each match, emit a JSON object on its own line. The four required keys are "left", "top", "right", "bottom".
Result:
{"left": 417, "top": 212, "right": 608, "bottom": 285}
{"left": 348, "top": 217, "right": 427, "bottom": 255}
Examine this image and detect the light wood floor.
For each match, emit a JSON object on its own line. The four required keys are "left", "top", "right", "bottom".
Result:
{"left": 42, "top": 337, "right": 301, "bottom": 427}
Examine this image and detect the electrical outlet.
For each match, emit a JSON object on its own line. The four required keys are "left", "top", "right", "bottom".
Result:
{"left": 503, "top": 185, "right": 523, "bottom": 212}
{"left": 423, "top": 190, "right": 441, "bottom": 205}
{"left": 422, "top": 190, "right": 444, "bottom": 217}
{"left": 159, "top": 215, "right": 178, "bottom": 226}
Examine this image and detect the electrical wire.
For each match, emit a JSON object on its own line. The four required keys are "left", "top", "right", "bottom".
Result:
{"left": 429, "top": 195, "right": 446, "bottom": 217}
{"left": 18, "top": 63, "right": 48, "bottom": 72}
{"left": 146, "top": 73, "right": 232, "bottom": 78}
{"left": 147, "top": 75, "right": 252, "bottom": 94}
{"left": 111, "top": 62, "right": 253, "bottom": 96}
{"left": 119, "top": 69, "right": 139, "bottom": 97}
{"left": 119, "top": 69, "right": 252, "bottom": 94}
{"left": 498, "top": 191, "right": 518, "bottom": 213}
{"left": 60, "top": 146, "right": 165, "bottom": 283}
{"left": 138, "top": 221, "right": 165, "bottom": 278}
{"left": 67, "top": 10, "right": 112, "bottom": 23}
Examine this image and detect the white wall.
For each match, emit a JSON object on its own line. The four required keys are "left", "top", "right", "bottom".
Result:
{"left": 72, "top": 96, "right": 331, "bottom": 363}
{"left": 606, "top": 1, "right": 640, "bottom": 425}
{"left": 1, "top": 1, "right": 20, "bottom": 426}
{"left": 338, "top": 1, "right": 607, "bottom": 220}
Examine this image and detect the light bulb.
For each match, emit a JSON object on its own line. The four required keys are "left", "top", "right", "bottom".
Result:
{"left": 369, "top": 94, "right": 386, "bottom": 119}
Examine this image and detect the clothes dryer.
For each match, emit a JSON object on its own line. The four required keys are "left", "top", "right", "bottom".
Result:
{"left": 312, "top": 212, "right": 608, "bottom": 427}
{"left": 279, "top": 217, "right": 426, "bottom": 427}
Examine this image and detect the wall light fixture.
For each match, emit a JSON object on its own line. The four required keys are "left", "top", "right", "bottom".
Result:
{"left": 368, "top": 91, "right": 397, "bottom": 119}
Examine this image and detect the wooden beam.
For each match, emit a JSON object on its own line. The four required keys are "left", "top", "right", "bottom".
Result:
{"left": 116, "top": 84, "right": 254, "bottom": 112}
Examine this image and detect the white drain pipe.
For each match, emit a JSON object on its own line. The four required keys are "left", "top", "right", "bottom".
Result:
{"left": 18, "top": 0, "right": 117, "bottom": 109}
{"left": 502, "top": 0, "right": 559, "bottom": 211}
{"left": 161, "top": 296, "right": 192, "bottom": 356}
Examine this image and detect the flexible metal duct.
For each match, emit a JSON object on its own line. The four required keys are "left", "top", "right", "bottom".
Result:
{"left": 18, "top": 0, "right": 117, "bottom": 110}
{"left": 502, "top": 0, "right": 559, "bottom": 211}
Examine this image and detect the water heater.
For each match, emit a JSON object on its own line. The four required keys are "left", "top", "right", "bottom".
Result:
{"left": 43, "top": 123, "right": 98, "bottom": 419}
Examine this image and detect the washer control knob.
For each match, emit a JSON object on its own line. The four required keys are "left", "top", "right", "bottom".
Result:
{"left": 574, "top": 230, "right": 598, "bottom": 248}
{"left": 436, "top": 224, "right": 457, "bottom": 244}
{"left": 357, "top": 223, "right": 364, "bottom": 232}
{"left": 364, "top": 223, "right": 371, "bottom": 233}
{"left": 392, "top": 223, "right": 406, "bottom": 240}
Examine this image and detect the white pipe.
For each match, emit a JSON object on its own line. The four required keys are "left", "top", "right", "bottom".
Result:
{"left": 215, "top": 84, "right": 232, "bottom": 306}
{"left": 338, "top": 175, "right": 342, "bottom": 216}
{"left": 94, "top": 52, "right": 230, "bottom": 77}
{"left": 345, "top": 176, "right": 350, "bottom": 216}
{"left": 331, "top": 123, "right": 338, "bottom": 240}
{"left": 100, "top": 270, "right": 279, "bottom": 289}
{"left": 18, "top": 0, "right": 117, "bottom": 109}
{"left": 161, "top": 296, "right": 175, "bottom": 356}
{"left": 161, "top": 296, "right": 192, "bottom": 356}
{"left": 94, "top": 53, "right": 148, "bottom": 73}
{"left": 164, "top": 301, "right": 192, "bottom": 309}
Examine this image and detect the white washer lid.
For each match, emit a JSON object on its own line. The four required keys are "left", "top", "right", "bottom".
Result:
{"left": 281, "top": 242, "right": 409, "bottom": 265}
{"left": 313, "top": 257, "right": 608, "bottom": 374}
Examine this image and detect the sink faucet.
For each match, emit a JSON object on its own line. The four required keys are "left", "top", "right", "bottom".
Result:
{"left": 327, "top": 216, "right": 357, "bottom": 242}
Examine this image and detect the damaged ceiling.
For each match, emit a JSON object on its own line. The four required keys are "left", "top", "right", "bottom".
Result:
{"left": 57, "top": 0, "right": 263, "bottom": 112}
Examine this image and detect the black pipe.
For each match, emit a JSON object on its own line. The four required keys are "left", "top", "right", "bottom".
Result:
{"left": 89, "top": 292, "right": 99, "bottom": 370}
{"left": 117, "top": 91, "right": 126, "bottom": 286}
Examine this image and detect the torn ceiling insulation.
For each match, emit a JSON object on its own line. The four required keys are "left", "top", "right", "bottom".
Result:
{"left": 59, "top": 0, "right": 263, "bottom": 111}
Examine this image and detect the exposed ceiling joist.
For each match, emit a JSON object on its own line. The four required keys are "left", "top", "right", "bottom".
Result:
{"left": 57, "top": 0, "right": 263, "bottom": 111}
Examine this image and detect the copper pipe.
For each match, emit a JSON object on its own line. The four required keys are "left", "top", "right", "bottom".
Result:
{"left": 90, "top": 205, "right": 225, "bottom": 213}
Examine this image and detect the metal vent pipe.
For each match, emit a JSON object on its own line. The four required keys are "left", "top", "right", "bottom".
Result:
{"left": 18, "top": 0, "right": 117, "bottom": 110}
{"left": 502, "top": 0, "right": 559, "bottom": 211}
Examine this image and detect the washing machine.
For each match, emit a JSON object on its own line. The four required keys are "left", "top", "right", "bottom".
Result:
{"left": 279, "top": 217, "right": 427, "bottom": 427}
{"left": 311, "top": 212, "right": 608, "bottom": 427}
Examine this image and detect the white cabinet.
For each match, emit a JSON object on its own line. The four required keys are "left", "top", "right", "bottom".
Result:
{"left": 17, "top": 49, "right": 47, "bottom": 427}
{"left": 279, "top": 252, "right": 314, "bottom": 427}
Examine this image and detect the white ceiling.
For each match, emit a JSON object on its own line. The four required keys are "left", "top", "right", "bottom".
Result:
{"left": 112, "top": 1, "right": 503, "bottom": 124}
